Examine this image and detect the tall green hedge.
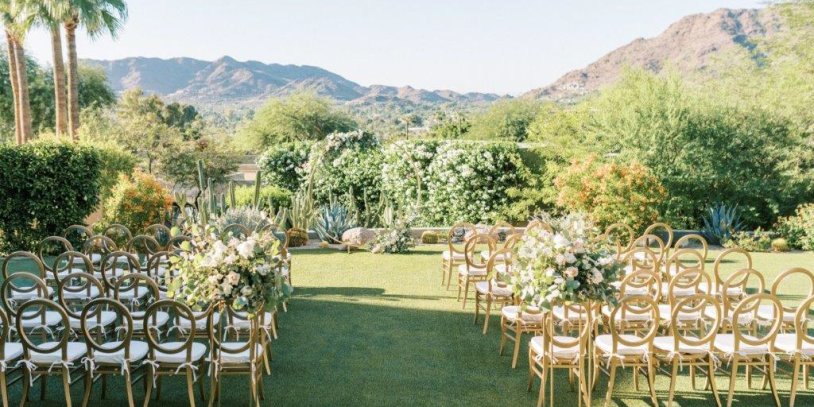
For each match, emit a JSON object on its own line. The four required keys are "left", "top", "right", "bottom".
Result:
{"left": 0, "top": 142, "right": 102, "bottom": 251}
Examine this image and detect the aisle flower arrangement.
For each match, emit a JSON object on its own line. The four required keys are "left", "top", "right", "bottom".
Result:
{"left": 168, "top": 227, "right": 292, "bottom": 314}
{"left": 508, "top": 213, "right": 624, "bottom": 310}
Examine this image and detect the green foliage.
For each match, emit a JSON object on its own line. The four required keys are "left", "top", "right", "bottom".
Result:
{"left": 771, "top": 238, "right": 790, "bottom": 252}
{"left": 77, "top": 65, "right": 116, "bottom": 109}
{"left": 553, "top": 156, "right": 666, "bottom": 232}
{"left": 0, "top": 141, "right": 101, "bottom": 251}
{"left": 257, "top": 142, "right": 311, "bottom": 192}
{"left": 776, "top": 203, "right": 814, "bottom": 250}
{"left": 157, "top": 137, "right": 239, "bottom": 188}
{"left": 427, "top": 111, "right": 470, "bottom": 139}
{"left": 420, "top": 231, "right": 439, "bottom": 244}
{"left": 380, "top": 140, "right": 440, "bottom": 208}
{"left": 238, "top": 91, "right": 357, "bottom": 149}
{"left": 467, "top": 98, "right": 541, "bottom": 142}
{"left": 211, "top": 207, "right": 273, "bottom": 233}
{"left": 314, "top": 197, "right": 356, "bottom": 242}
{"left": 424, "top": 141, "right": 528, "bottom": 225}
{"left": 370, "top": 205, "right": 415, "bottom": 254}
{"left": 702, "top": 203, "right": 745, "bottom": 245}
{"left": 723, "top": 228, "right": 775, "bottom": 252}
{"left": 289, "top": 188, "right": 316, "bottom": 230}
{"left": 102, "top": 171, "right": 173, "bottom": 233}
{"left": 233, "top": 185, "right": 291, "bottom": 210}
{"left": 88, "top": 141, "right": 138, "bottom": 202}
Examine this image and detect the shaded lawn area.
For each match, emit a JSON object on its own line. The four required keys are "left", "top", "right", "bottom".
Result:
{"left": 2, "top": 246, "right": 814, "bottom": 406}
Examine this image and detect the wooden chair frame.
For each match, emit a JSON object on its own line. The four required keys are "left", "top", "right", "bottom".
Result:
{"left": 457, "top": 233, "right": 495, "bottom": 308}
{"left": 208, "top": 306, "right": 265, "bottom": 407}
{"left": 473, "top": 247, "right": 514, "bottom": 335}
{"left": 441, "top": 222, "right": 476, "bottom": 288}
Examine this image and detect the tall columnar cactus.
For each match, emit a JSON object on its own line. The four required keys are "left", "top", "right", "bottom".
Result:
{"left": 196, "top": 160, "right": 206, "bottom": 192}
{"left": 253, "top": 170, "right": 263, "bottom": 209}
{"left": 228, "top": 181, "right": 236, "bottom": 208}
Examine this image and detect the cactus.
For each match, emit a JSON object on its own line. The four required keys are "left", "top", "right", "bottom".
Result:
{"left": 253, "top": 170, "right": 263, "bottom": 209}
{"left": 196, "top": 160, "right": 206, "bottom": 191}
{"left": 228, "top": 181, "right": 236, "bottom": 208}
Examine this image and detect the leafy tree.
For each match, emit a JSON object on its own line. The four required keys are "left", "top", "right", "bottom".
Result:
{"left": 427, "top": 111, "right": 470, "bottom": 139}
{"left": 237, "top": 91, "right": 357, "bottom": 149}
{"left": 114, "top": 88, "right": 183, "bottom": 173}
{"left": 157, "top": 136, "right": 239, "bottom": 188}
{"left": 467, "top": 98, "right": 541, "bottom": 141}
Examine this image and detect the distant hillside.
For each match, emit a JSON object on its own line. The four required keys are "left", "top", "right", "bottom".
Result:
{"left": 523, "top": 8, "right": 780, "bottom": 101}
{"left": 84, "top": 56, "right": 503, "bottom": 107}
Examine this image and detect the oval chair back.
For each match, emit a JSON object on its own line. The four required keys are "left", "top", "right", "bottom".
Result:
{"left": 488, "top": 221, "right": 516, "bottom": 243}
{"left": 730, "top": 294, "right": 783, "bottom": 349}
{"left": 463, "top": 233, "right": 494, "bottom": 271}
{"left": 82, "top": 235, "right": 117, "bottom": 265}
{"left": 768, "top": 267, "right": 814, "bottom": 324}
{"left": 643, "top": 222, "right": 674, "bottom": 257}
{"left": 144, "top": 223, "right": 172, "bottom": 249}
{"left": 721, "top": 268, "right": 766, "bottom": 325}
{"left": 37, "top": 236, "right": 74, "bottom": 276}
{"left": 794, "top": 295, "right": 814, "bottom": 351}
{"left": 103, "top": 224, "right": 133, "bottom": 249}
{"left": 674, "top": 233, "right": 708, "bottom": 262}
{"left": 609, "top": 295, "right": 660, "bottom": 351}
{"left": 1, "top": 273, "right": 50, "bottom": 328}
{"left": 485, "top": 247, "right": 513, "bottom": 289}
{"left": 671, "top": 294, "right": 721, "bottom": 349}
{"left": 666, "top": 268, "right": 710, "bottom": 306}
{"left": 50, "top": 251, "right": 94, "bottom": 285}
{"left": 16, "top": 298, "right": 73, "bottom": 361}
{"left": 631, "top": 234, "right": 666, "bottom": 266}
{"left": 55, "top": 272, "right": 105, "bottom": 326}
{"left": 712, "top": 248, "right": 753, "bottom": 294}
{"left": 446, "top": 222, "right": 477, "bottom": 257}
{"left": 127, "top": 235, "right": 163, "bottom": 268}
{"left": 619, "top": 269, "right": 661, "bottom": 302}
{"left": 663, "top": 248, "right": 706, "bottom": 285}
{"left": 81, "top": 298, "right": 136, "bottom": 365}
{"left": 621, "top": 247, "right": 659, "bottom": 276}
{"left": 602, "top": 223, "right": 635, "bottom": 258}
{"left": 1, "top": 252, "right": 49, "bottom": 302}
{"left": 63, "top": 224, "right": 93, "bottom": 251}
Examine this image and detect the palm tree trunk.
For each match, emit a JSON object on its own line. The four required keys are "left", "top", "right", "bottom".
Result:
{"left": 13, "top": 39, "right": 32, "bottom": 142}
{"left": 4, "top": 30, "right": 21, "bottom": 144}
{"left": 50, "top": 24, "right": 68, "bottom": 138}
{"left": 65, "top": 16, "right": 80, "bottom": 139}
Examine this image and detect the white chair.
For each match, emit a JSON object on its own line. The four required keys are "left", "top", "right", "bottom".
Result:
{"left": 702, "top": 248, "right": 752, "bottom": 297}
{"left": 55, "top": 271, "right": 115, "bottom": 335}
{"left": 756, "top": 267, "right": 814, "bottom": 332}
{"left": 528, "top": 311, "right": 591, "bottom": 407}
{"left": 500, "top": 304, "right": 544, "bottom": 369}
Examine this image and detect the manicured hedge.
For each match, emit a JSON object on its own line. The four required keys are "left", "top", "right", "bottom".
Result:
{"left": 0, "top": 142, "right": 102, "bottom": 251}
{"left": 233, "top": 185, "right": 292, "bottom": 210}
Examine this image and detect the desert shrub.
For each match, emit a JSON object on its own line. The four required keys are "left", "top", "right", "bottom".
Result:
{"left": 554, "top": 156, "right": 665, "bottom": 232}
{"left": 102, "top": 172, "right": 173, "bottom": 233}
{"left": 233, "top": 185, "right": 291, "bottom": 210}
{"left": 723, "top": 228, "right": 775, "bottom": 252}
{"left": 380, "top": 140, "right": 441, "bottom": 208}
{"left": 425, "top": 141, "right": 529, "bottom": 226}
{"left": 158, "top": 137, "right": 240, "bottom": 188}
{"left": 211, "top": 207, "right": 273, "bottom": 233}
{"left": 0, "top": 142, "right": 102, "bottom": 251}
{"left": 772, "top": 238, "right": 790, "bottom": 252}
{"left": 257, "top": 142, "right": 311, "bottom": 192}
{"left": 776, "top": 203, "right": 814, "bottom": 250}
{"left": 420, "top": 231, "right": 440, "bottom": 244}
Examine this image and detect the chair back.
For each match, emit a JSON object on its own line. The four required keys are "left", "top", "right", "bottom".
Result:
{"left": 144, "top": 224, "right": 172, "bottom": 249}
{"left": 542, "top": 310, "right": 590, "bottom": 362}
{"left": 210, "top": 306, "right": 260, "bottom": 362}
{"left": 104, "top": 224, "right": 133, "bottom": 248}
{"left": 643, "top": 222, "right": 674, "bottom": 255}
{"left": 730, "top": 294, "right": 782, "bottom": 349}
{"left": 63, "top": 224, "right": 93, "bottom": 250}
{"left": 525, "top": 219, "right": 553, "bottom": 234}
{"left": 446, "top": 222, "right": 477, "bottom": 256}
{"left": 666, "top": 268, "right": 709, "bottom": 306}
{"left": 145, "top": 299, "right": 198, "bottom": 361}
{"left": 501, "top": 233, "right": 522, "bottom": 252}
{"left": 670, "top": 294, "right": 721, "bottom": 349}
{"left": 794, "top": 295, "right": 814, "bottom": 350}
{"left": 113, "top": 273, "right": 160, "bottom": 310}
{"left": 609, "top": 295, "right": 659, "bottom": 350}
{"left": 674, "top": 234, "right": 708, "bottom": 262}
{"left": 631, "top": 234, "right": 666, "bottom": 265}
{"left": 488, "top": 221, "right": 516, "bottom": 243}
{"left": 16, "top": 299, "right": 71, "bottom": 361}
{"left": 664, "top": 248, "right": 705, "bottom": 277}
{"left": 0, "top": 274, "right": 49, "bottom": 321}
{"left": 82, "top": 298, "right": 135, "bottom": 361}
{"left": 602, "top": 223, "right": 634, "bottom": 258}
{"left": 712, "top": 248, "right": 753, "bottom": 292}
{"left": 82, "top": 235, "right": 117, "bottom": 262}
{"left": 769, "top": 268, "right": 814, "bottom": 321}
{"left": 51, "top": 251, "right": 94, "bottom": 284}
{"left": 37, "top": 236, "right": 74, "bottom": 274}
{"left": 1, "top": 251, "right": 46, "bottom": 281}
{"left": 721, "top": 268, "right": 765, "bottom": 318}
{"left": 485, "top": 248, "right": 513, "bottom": 290}
{"left": 622, "top": 247, "right": 659, "bottom": 275}
{"left": 463, "top": 233, "right": 494, "bottom": 270}
{"left": 56, "top": 272, "right": 105, "bottom": 324}
{"left": 127, "top": 235, "right": 162, "bottom": 263}
{"left": 619, "top": 269, "right": 661, "bottom": 301}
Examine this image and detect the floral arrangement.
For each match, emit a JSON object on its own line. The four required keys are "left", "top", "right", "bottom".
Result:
{"left": 508, "top": 213, "right": 623, "bottom": 310}
{"left": 370, "top": 206, "right": 415, "bottom": 254}
{"left": 168, "top": 228, "right": 292, "bottom": 314}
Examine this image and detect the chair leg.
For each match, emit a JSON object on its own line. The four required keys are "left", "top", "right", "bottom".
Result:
{"left": 82, "top": 370, "right": 93, "bottom": 407}
{"left": 537, "top": 363, "right": 547, "bottom": 407}
{"left": 790, "top": 357, "right": 801, "bottom": 407}
{"left": 441, "top": 260, "right": 447, "bottom": 286}
{"left": 709, "top": 357, "right": 722, "bottom": 407}
{"left": 20, "top": 368, "right": 30, "bottom": 407}
{"left": 473, "top": 293, "right": 481, "bottom": 324}
{"left": 101, "top": 375, "right": 107, "bottom": 399}
{"left": 766, "top": 355, "right": 780, "bottom": 407}
{"left": 40, "top": 375, "right": 47, "bottom": 401}
{"left": 647, "top": 358, "right": 658, "bottom": 407}
{"left": 198, "top": 369, "right": 206, "bottom": 402}
{"left": 446, "top": 263, "right": 454, "bottom": 290}
{"left": 1, "top": 372, "right": 9, "bottom": 407}
{"left": 482, "top": 297, "right": 493, "bottom": 335}
{"left": 143, "top": 367, "right": 153, "bottom": 407}
{"left": 511, "top": 327, "right": 522, "bottom": 368}
{"left": 668, "top": 359, "right": 679, "bottom": 407}
{"left": 186, "top": 368, "right": 196, "bottom": 407}
{"left": 727, "top": 359, "right": 738, "bottom": 407}
{"left": 124, "top": 371, "right": 136, "bottom": 407}
{"left": 462, "top": 278, "right": 471, "bottom": 309}
{"left": 63, "top": 367, "right": 73, "bottom": 407}
{"left": 604, "top": 362, "right": 618, "bottom": 407}
{"left": 527, "top": 353, "right": 535, "bottom": 392}
{"left": 499, "top": 318, "right": 507, "bottom": 356}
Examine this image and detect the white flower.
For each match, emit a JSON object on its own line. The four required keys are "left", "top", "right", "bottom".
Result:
{"left": 224, "top": 254, "right": 237, "bottom": 265}
{"left": 591, "top": 270, "right": 604, "bottom": 284}
{"left": 553, "top": 234, "right": 570, "bottom": 249}
{"left": 221, "top": 283, "right": 233, "bottom": 295}
{"left": 241, "top": 286, "right": 254, "bottom": 296}
{"left": 555, "top": 254, "right": 567, "bottom": 266}
{"left": 564, "top": 267, "right": 579, "bottom": 279}
{"left": 564, "top": 253, "right": 577, "bottom": 264}
{"left": 227, "top": 271, "right": 240, "bottom": 285}
{"left": 237, "top": 240, "right": 255, "bottom": 259}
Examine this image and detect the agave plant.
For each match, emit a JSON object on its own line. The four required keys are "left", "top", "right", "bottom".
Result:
{"left": 702, "top": 203, "right": 744, "bottom": 244}
{"left": 211, "top": 207, "right": 273, "bottom": 233}
{"left": 314, "top": 196, "right": 357, "bottom": 243}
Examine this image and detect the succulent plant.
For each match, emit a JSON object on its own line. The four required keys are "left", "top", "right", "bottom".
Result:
{"left": 702, "top": 203, "right": 744, "bottom": 245}
{"left": 314, "top": 196, "right": 356, "bottom": 243}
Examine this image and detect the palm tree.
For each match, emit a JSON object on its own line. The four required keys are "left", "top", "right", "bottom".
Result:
{"left": 63, "top": 0, "right": 127, "bottom": 139}
{"left": 1, "top": 0, "right": 32, "bottom": 144}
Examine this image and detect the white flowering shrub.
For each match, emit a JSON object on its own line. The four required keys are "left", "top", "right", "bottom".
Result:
{"left": 508, "top": 213, "right": 623, "bottom": 310}
{"left": 168, "top": 227, "right": 292, "bottom": 313}
{"left": 381, "top": 140, "right": 440, "bottom": 208}
{"left": 257, "top": 142, "right": 311, "bottom": 192}
{"left": 424, "top": 142, "right": 528, "bottom": 225}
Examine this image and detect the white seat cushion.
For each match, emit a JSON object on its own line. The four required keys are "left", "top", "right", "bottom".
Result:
{"left": 458, "top": 264, "right": 486, "bottom": 277}
{"left": 714, "top": 334, "right": 769, "bottom": 355}
{"left": 699, "top": 283, "right": 743, "bottom": 296}
{"left": 19, "top": 311, "right": 62, "bottom": 329}
{"left": 59, "top": 286, "right": 101, "bottom": 300}
{"left": 70, "top": 311, "right": 117, "bottom": 330}
{"left": 131, "top": 311, "right": 170, "bottom": 330}
{"left": 659, "top": 283, "right": 697, "bottom": 298}
{"left": 229, "top": 312, "right": 274, "bottom": 329}
{"left": 609, "top": 282, "right": 650, "bottom": 296}
{"left": 702, "top": 306, "right": 751, "bottom": 325}
{"left": 551, "top": 306, "right": 589, "bottom": 322}
{"left": 11, "top": 287, "right": 54, "bottom": 300}
{"left": 93, "top": 269, "right": 128, "bottom": 280}
{"left": 475, "top": 281, "right": 512, "bottom": 297}
{"left": 216, "top": 342, "right": 264, "bottom": 364}
{"left": 773, "top": 333, "right": 814, "bottom": 355}
{"left": 529, "top": 336, "right": 580, "bottom": 360}
{"left": 480, "top": 250, "right": 510, "bottom": 262}
{"left": 116, "top": 287, "right": 152, "bottom": 301}
{"left": 2, "top": 342, "right": 23, "bottom": 362}
{"left": 657, "top": 304, "right": 702, "bottom": 321}
{"left": 653, "top": 336, "right": 711, "bottom": 354}
{"left": 501, "top": 306, "right": 543, "bottom": 323}
{"left": 30, "top": 342, "right": 86, "bottom": 365}
{"left": 153, "top": 342, "right": 207, "bottom": 364}
{"left": 595, "top": 334, "right": 648, "bottom": 356}
{"left": 94, "top": 341, "right": 149, "bottom": 365}
{"left": 602, "top": 306, "right": 654, "bottom": 322}
{"left": 442, "top": 250, "right": 466, "bottom": 261}
{"left": 494, "top": 263, "right": 510, "bottom": 274}
{"left": 755, "top": 305, "right": 793, "bottom": 323}
{"left": 176, "top": 311, "right": 220, "bottom": 330}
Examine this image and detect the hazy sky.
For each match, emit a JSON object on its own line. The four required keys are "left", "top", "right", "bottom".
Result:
{"left": 21, "top": 0, "right": 766, "bottom": 95}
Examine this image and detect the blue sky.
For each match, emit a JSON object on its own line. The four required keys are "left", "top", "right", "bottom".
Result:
{"left": 23, "top": 0, "right": 766, "bottom": 95}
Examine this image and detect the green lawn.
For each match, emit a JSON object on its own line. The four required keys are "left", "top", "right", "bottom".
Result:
{"left": 3, "top": 246, "right": 814, "bottom": 406}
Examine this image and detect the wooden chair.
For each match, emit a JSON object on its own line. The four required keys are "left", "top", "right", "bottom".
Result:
{"left": 594, "top": 295, "right": 660, "bottom": 407}
{"left": 441, "top": 222, "right": 476, "bottom": 288}
{"left": 224, "top": 306, "right": 277, "bottom": 374}
{"left": 0, "top": 273, "right": 60, "bottom": 340}
{"left": 126, "top": 235, "right": 163, "bottom": 271}
{"left": 643, "top": 222, "right": 674, "bottom": 259}
{"left": 457, "top": 233, "right": 495, "bottom": 308}
{"left": 757, "top": 267, "right": 814, "bottom": 332}
{"left": 144, "top": 223, "right": 172, "bottom": 250}
{"left": 674, "top": 233, "right": 708, "bottom": 262}
{"left": 773, "top": 294, "right": 814, "bottom": 407}
{"left": 528, "top": 308, "right": 592, "bottom": 407}
{"left": 103, "top": 224, "right": 133, "bottom": 249}
{"left": 143, "top": 299, "right": 208, "bottom": 407}
{"left": 80, "top": 298, "right": 148, "bottom": 407}
{"left": 654, "top": 293, "right": 723, "bottom": 407}
{"left": 713, "top": 293, "right": 783, "bottom": 407}
{"left": 660, "top": 249, "right": 706, "bottom": 299}
{"left": 473, "top": 247, "right": 514, "bottom": 335}
{"left": 0, "top": 308, "right": 22, "bottom": 407}
{"left": 659, "top": 268, "right": 710, "bottom": 331}
{"left": 16, "top": 298, "right": 86, "bottom": 407}
{"left": 1, "top": 251, "right": 54, "bottom": 301}
{"left": 63, "top": 225, "right": 93, "bottom": 257}
{"left": 500, "top": 303, "right": 545, "bottom": 369}
{"left": 55, "top": 271, "right": 114, "bottom": 338}
{"left": 81, "top": 235, "right": 117, "bottom": 266}
{"left": 208, "top": 307, "right": 265, "bottom": 407}
{"left": 601, "top": 223, "right": 634, "bottom": 259}
{"left": 37, "top": 236, "right": 74, "bottom": 285}
{"left": 113, "top": 273, "right": 168, "bottom": 340}
{"left": 704, "top": 248, "right": 753, "bottom": 297}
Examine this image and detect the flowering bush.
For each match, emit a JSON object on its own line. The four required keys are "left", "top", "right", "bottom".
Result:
{"left": 381, "top": 140, "right": 441, "bottom": 208}
{"left": 257, "top": 142, "right": 311, "bottom": 192}
{"left": 424, "top": 142, "right": 528, "bottom": 225}
{"left": 370, "top": 206, "right": 415, "bottom": 254}
{"left": 508, "top": 213, "right": 623, "bottom": 310}
{"left": 723, "top": 228, "right": 775, "bottom": 252}
{"left": 102, "top": 171, "right": 173, "bottom": 233}
{"left": 554, "top": 156, "right": 665, "bottom": 232}
{"left": 776, "top": 203, "right": 814, "bottom": 250}
{"left": 168, "top": 228, "right": 292, "bottom": 314}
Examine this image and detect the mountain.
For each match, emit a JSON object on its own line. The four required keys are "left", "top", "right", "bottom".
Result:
{"left": 523, "top": 8, "right": 780, "bottom": 101}
{"left": 84, "top": 56, "right": 502, "bottom": 107}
